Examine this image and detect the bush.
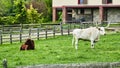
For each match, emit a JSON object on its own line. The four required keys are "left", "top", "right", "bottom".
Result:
{"left": 0, "top": 16, "right": 16, "bottom": 25}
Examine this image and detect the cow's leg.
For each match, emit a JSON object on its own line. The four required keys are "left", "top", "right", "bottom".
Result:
{"left": 75, "top": 38, "right": 78, "bottom": 50}
{"left": 72, "top": 36, "right": 75, "bottom": 46}
{"left": 91, "top": 40, "right": 94, "bottom": 48}
{"left": 95, "top": 36, "right": 99, "bottom": 42}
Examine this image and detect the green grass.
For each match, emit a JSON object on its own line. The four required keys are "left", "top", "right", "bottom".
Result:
{"left": 0, "top": 32, "right": 120, "bottom": 68}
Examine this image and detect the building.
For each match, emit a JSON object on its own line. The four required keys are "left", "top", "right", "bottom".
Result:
{"left": 52, "top": 0, "right": 120, "bottom": 23}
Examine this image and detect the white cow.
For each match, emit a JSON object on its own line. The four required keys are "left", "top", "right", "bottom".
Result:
{"left": 72, "top": 21, "right": 111, "bottom": 50}
{"left": 72, "top": 27, "right": 106, "bottom": 50}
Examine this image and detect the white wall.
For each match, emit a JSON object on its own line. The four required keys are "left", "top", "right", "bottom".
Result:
{"left": 53, "top": 0, "right": 120, "bottom": 7}
{"left": 88, "top": 0, "right": 102, "bottom": 5}
{"left": 113, "top": 0, "right": 120, "bottom": 5}
{"left": 52, "top": 0, "right": 78, "bottom": 7}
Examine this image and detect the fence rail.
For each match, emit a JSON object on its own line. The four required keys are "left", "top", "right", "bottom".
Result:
{"left": 0, "top": 22, "right": 95, "bottom": 44}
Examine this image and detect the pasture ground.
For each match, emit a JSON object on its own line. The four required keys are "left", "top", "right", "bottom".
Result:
{"left": 0, "top": 32, "right": 120, "bottom": 68}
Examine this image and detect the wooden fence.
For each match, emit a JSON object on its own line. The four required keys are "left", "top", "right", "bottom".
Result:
{"left": 0, "top": 22, "right": 94, "bottom": 44}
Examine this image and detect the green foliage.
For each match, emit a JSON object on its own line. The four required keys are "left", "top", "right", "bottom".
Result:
{"left": 58, "top": 12, "right": 62, "bottom": 21}
{"left": 0, "top": 33, "right": 120, "bottom": 67}
{"left": 0, "top": 0, "right": 52, "bottom": 24}
{"left": 0, "top": 16, "right": 15, "bottom": 25}
{"left": 28, "top": 0, "right": 52, "bottom": 23}
{"left": 0, "top": 0, "right": 13, "bottom": 16}
{"left": 13, "top": 0, "right": 28, "bottom": 24}
{"left": 44, "top": 0, "right": 52, "bottom": 21}
{"left": 0, "top": 0, "right": 14, "bottom": 25}
{"left": 27, "top": 4, "right": 42, "bottom": 23}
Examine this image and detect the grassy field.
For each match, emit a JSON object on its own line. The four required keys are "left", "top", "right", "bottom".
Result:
{"left": 0, "top": 32, "right": 120, "bottom": 68}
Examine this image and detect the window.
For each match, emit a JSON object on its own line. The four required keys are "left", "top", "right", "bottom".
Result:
{"left": 81, "top": 9, "right": 84, "bottom": 14}
{"left": 102, "top": 0, "right": 112, "bottom": 4}
{"left": 78, "top": 0, "right": 82, "bottom": 4}
{"left": 80, "top": 0, "right": 83, "bottom": 4}
{"left": 102, "top": 0, "right": 106, "bottom": 4}
{"left": 107, "top": 0, "right": 112, "bottom": 4}
{"left": 78, "top": 0, "right": 87, "bottom": 4}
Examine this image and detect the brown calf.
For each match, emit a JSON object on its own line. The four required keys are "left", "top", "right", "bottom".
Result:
{"left": 20, "top": 38, "right": 35, "bottom": 50}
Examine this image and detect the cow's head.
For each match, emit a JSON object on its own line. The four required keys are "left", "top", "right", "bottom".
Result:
{"left": 96, "top": 21, "right": 111, "bottom": 35}
{"left": 98, "top": 27, "right": 106, "bottom": 35}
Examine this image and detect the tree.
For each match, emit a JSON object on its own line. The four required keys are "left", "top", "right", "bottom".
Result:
{"left": 0, "top": 0, "right": 53, "bottom": 25}
{"left": 0, "top": 0, "right": 14, "bottom": 25}
{"left": 0, "top": 0, "right": 13, "bottom": 16}
{"left": 28, "top": 0, "right": 47, "bottom": 23}
{"left": 27, "top": 0, "right": 52, "bottom": 22}
{"left": 13, "top": 0, "right": 28, "bottom": 24}
{"left": 27, "top": 4, "right": 42, "bottom": 23}
{"left": 44, "top": 0, "right": 52, "bottom": 21}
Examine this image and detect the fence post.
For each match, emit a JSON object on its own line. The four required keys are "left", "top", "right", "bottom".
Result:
{"left": 0, "top": 30, "right": 2, "bottom": 44}
{"left": 73, "top": 23, "right": 76, "bottom": 29}
{"left": 20, "top": 28, "right": 22, "bottom": 43}
{"left": 2, "top": 25, "right": 4, "bottom": 32}
{"left": 79, "top": 22, "right": 81, "bottom": 28}
{"left": 68, "top": 24, "right": 70, "bottom": 35}
{"left": 53, "top": 26, "right": 55, "bottom": 38}
{"left": 10, "top": 29, "right": 12, "bottom": 44}
{"left": 60, "top": 22, "right": 63, "bottom": 35}
{"left": 69, "top": 23, "right": 71, "bottom": 29}
{"left": 29, "top": 28, "right": 31, "bottom": 38}
{"left": 3, "top": 59, "right": 7, "bottom": 68}
{"left": 45, "top": 28, "right": 47, "bottom": 39}
{"left": 37, "top": 28, "right": 40, "bottom": 40}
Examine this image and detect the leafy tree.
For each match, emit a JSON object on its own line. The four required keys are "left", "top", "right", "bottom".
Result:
{"left": 0, "top": 0, "right": 14, "bottom": 25}
{"left": 0, "top": 0, "right": 13, "bottom": 16}
{"left": 0, "top": 0, "right": 53, "bottom": 25}
{"left": 27, "top": 0, "right": 52, "bottom": 22}
{"left": 27, "top": 4, "right": 42, "bottom": 23}
{"left": 44, "top": 0, "right": 52, "bottom": 21}
{"left": 0, "top": 16, "right": 15, "bottom": 25}
{"left": 29, "top": 0, "right": 47, "bottom": 23}
{"left": 13, "top": 0, "right": 28, "bottom": 24}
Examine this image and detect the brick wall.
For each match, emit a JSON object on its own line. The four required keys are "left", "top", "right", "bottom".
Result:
{"left": 108, "top": 8, "right": 120, "bottom": 23}
{"left": 73, "top": 8, "right": 120, "bottom": 23}
{"left": 93, "top": 9, "right": 100, "bottom": 22}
